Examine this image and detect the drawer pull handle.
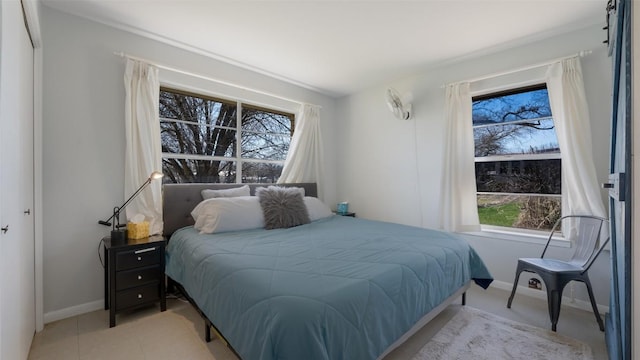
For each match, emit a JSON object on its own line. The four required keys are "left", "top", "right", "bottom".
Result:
{"left": 138, "top": 294, "right": 143, "bottom": 299}
{"left": 134, "top": 247, "right": 156, "bottom": 254}
{"left": 137, "top": 275, "right": 142, "bottom": 280}
{"left": 137, "top": 256, "right": 142, "bottom": 261}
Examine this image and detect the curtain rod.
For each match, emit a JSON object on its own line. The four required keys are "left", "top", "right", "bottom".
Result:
{"left": 114, "top": 51, "right": 317, "bottom": 108}
{"left": 445, "top": 50, "right": 593, "bottom": 87}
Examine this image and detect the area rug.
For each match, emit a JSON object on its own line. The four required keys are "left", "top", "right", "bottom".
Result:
{"left": 412, "top": 307, "right": 594, "bottom": 360}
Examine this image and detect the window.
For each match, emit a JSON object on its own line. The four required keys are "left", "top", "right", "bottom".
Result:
{"left": 472, "top": 84, "right": 561, "bottom": 231}
{"left": 159, "top": 88, "right": 294, "bottom": 184}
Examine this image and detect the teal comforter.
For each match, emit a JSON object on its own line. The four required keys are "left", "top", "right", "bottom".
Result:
{"left": 165, "top": 216, "right": 492, "bottom": 360}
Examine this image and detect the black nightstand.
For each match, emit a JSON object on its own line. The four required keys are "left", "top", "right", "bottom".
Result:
{"left": 103, "top": 235, "right": 167, "bottom": 327}
{"left": 335, "top": 212, "right": 356, "bottom": 217}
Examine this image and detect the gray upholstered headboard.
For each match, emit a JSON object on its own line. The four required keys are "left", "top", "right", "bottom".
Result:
{"left": 162, "top": 183, "right": 318, "bottom": 238}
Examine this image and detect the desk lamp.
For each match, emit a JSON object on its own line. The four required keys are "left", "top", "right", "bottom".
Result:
{"left": 99, "top": 171, "right": 163, "bottom": 243}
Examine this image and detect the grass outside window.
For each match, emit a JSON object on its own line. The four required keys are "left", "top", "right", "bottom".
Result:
{"left": 477, "top": 194, "right": 561, "bottom": 231}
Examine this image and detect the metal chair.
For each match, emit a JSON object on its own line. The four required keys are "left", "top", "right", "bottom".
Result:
{"left": 506, "top": 215, "right": 609, "bottom": 332}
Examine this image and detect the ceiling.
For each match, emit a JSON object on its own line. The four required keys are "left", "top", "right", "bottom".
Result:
{"left": 41, "top": 0, "right": 605, "bottom": 97}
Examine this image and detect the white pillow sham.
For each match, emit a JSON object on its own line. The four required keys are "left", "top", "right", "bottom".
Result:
{"left": 304, "top": 197, "right": 334, "bottom": 221}
{"left": 201, "top": 185, "right": 250, "bottom": 199}
{"left": 190, "top": 195, "right": 333, "bottom": 234}
{"left": 191, "top": 196, "right": 264, "bottom": 234}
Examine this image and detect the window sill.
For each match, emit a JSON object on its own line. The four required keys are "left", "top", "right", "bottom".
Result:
{"left": 462, "top": 226, "right": 570, "bottom": 248}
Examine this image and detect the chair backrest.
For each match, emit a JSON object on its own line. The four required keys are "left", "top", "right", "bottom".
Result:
{"left": 545, "top": 215, "right": 608, "bottom": 270}
{"left": 568, "top": 216, "right": 608, "bottom": 268}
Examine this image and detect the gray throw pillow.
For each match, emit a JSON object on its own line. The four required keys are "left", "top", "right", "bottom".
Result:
{"left": 256, "top": 186, "right": 310, "bottom": 230}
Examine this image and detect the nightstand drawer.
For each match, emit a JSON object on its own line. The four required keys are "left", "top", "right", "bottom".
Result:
{"left": 115, "top": 283, "right": 160, "bottom": 310}
{"left": 116, "top": 265, "right": 162, "bottom": 291}
{"left": 115, "top": 246, "right": 161, "bottom": 271}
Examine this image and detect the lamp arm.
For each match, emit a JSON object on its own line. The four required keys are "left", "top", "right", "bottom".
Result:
{"left": 117, "top": 178, "right": 152, "bottom": 216}
{"left": 98, "top": 177, "right": 152, "bottom": 226}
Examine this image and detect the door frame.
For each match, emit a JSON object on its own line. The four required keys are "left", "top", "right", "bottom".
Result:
{"left": 20, "top": 0, "right": 43, "bottom": 332}
{"left": 606, "top": 0, "right": 633, "bottom": 358}
{"left": 632, "top": 1, "right": 638, "bottom": 358}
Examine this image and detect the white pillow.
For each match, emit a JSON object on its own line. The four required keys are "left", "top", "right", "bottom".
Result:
{"left": 191, "top": 196, "right": 264, "bottom": 234}
{"left": 201, "top": 185, "right": 250, "bottom": 199}
{"left": 304, "top": 197, "right": 334, "bottom": 221}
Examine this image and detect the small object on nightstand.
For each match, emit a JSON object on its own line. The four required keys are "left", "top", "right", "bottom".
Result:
{"left": 103, "top": 234, "right": 166, "bottom": 327}
{"left": 127, "top": 214, "right": 150, "bottom": 239}
{"left": 336, "top": 201, "right": 349, "bottom": 214}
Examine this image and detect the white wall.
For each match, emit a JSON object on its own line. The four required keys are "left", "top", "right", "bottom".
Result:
{"left": 41, "top": 6, "right": 337, "bottom": 319}
{"left": 335, "top": 24, "right": 612, "bottom": 307}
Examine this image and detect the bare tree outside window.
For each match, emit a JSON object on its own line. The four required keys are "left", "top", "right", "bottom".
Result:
{"left": 159, "top": 88, "right": 293, "bottom": 184}
{"left": 472, "top": 85, "right": 561, "bottom": 231}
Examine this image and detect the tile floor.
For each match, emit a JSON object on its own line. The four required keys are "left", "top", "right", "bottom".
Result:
{"left": 28, "top": 286, "right": 607, "bottom": 360}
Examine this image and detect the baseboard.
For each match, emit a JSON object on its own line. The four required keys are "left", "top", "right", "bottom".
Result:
{"left": 490, "top": 280, "right": 609, "bottom": 314}
{"left": 43, "top": 300, "right": 104, "bottom": 325}
{"left": 42, "top": 281, "right": 608, "bottom": 326}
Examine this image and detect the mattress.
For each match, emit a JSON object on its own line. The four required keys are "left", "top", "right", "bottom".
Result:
{"left": 165, "top": 215, "right": 492, "bottom": 360}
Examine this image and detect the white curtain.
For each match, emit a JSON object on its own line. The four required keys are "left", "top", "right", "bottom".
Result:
{"left": 546, "top": 57, "right": 607, "bottom": 238}
{"left": 439, "top": 83, "right": 480, "bottom": 232}
{"left": 278, "top": 104, "right": 324, "bottom": 198}
{"left": 124, "top": 59, "right": 163, "bottom": 235}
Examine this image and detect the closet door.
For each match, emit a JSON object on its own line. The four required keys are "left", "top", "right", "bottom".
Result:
{"left": 0, "top": 1, "right": 36, "bottom": 359}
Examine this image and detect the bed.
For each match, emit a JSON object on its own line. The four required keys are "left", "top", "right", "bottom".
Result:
{"left": 163, "top": 183, "right": 492, "bottom": 360}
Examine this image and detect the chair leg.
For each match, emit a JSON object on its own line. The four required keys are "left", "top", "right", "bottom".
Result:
{"left": 583, "top": 276, "right": 605, "bottom": 331}
{"left": 205, "top": 321, "right": 211, "bottom": 342}
{"left": 536, "top": 271, "right": 567, "bottom": 332}
{"left": 546, "top": 288, "right": 562, "bottom": 332}
{"left": 507, "top": 263, "right": 524, "bottom": 308}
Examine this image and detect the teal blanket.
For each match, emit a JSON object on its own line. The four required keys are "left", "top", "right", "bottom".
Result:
{"left": 166, "top": 216, "right": 492, "bottom": 360}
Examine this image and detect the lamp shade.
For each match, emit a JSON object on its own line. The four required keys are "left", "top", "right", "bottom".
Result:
{"left": 149, "top": 171, "right": 163, "bottom": 180}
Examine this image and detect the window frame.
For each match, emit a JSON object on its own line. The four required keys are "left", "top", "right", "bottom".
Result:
{"left": 159, "top": 86, "right": 295, "bottom": 184}
{"left": 472, "top": 83, "right": 563, "bottom": 235}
